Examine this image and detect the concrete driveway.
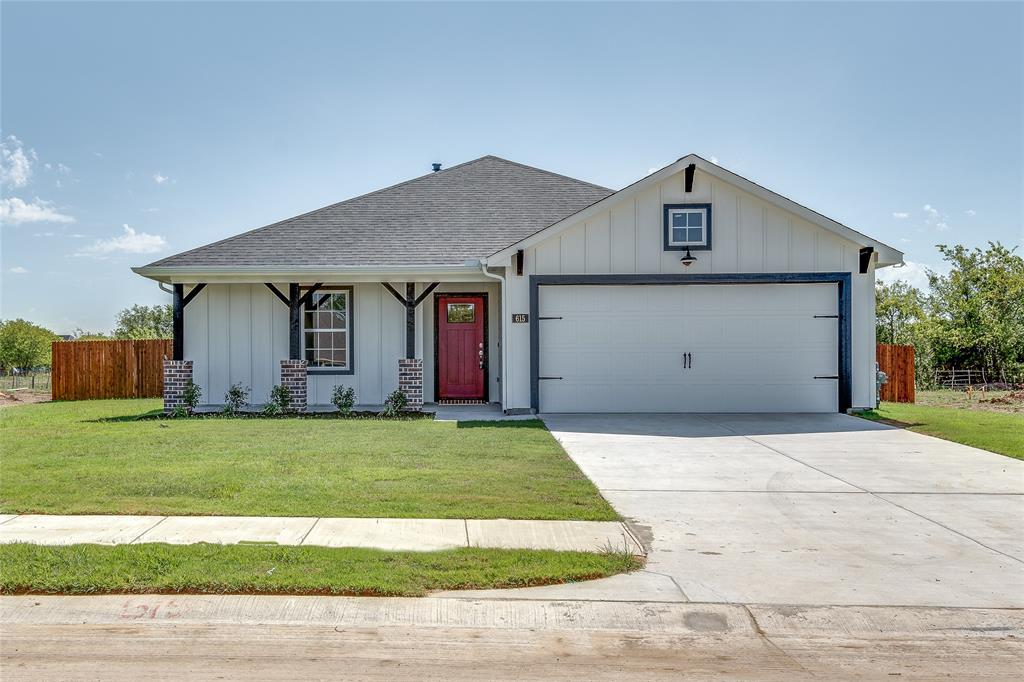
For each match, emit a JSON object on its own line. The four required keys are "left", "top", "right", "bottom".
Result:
{"left": 451, "top": 413, "right": 1024, "bottom": 607}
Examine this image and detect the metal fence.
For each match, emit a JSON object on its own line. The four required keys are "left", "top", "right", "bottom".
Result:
{"left": 932, "top": 368, "right": 1021, "bottom": 389}
{"left": 2, "top": 372, "right": 52, "bottom": 392}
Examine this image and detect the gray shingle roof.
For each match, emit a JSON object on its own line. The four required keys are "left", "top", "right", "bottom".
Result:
{"left": 144, "top": 156, "right": 613, "bottom": 269}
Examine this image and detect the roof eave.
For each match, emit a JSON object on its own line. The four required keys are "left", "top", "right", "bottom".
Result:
{"left": 132, "top": 263, "right": 491, "bottom": 284}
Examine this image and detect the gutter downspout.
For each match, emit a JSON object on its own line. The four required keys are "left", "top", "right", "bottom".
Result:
{"left": 480, "top": 259, "right": 508, "bottom": 412}
{"left": 158, "top": 282, "right": 174, "bottom": 295}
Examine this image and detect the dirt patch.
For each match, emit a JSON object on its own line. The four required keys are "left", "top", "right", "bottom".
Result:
{"left": 0, "top": 391, "right": 50, "bottom": 408}
{"left": 980, "top": 390, "right": 1024, "bottom": 407}
{"left": 915, "top": 390, "right": 1024, "bottom": 414}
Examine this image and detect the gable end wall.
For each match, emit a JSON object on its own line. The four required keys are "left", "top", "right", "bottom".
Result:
{"left": 501, "top": 168, "right": 877, "bottom": 411}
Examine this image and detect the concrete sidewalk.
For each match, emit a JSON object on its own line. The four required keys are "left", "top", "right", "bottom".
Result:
{"left": 0, "top": 514, "right": 642, "bottom": 554}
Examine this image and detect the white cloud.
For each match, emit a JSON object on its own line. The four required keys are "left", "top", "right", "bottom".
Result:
{"left": 921, "top": 203, "right": 952, "bottom": 232}
{"left": 709, "top": 156, "right": 719, "bottom": 164}
{"left": 1, "top": 135, "right": 37, "bottom": 188}
{"left": 78, "top": 224, "right": 167, "bottom": 257}
{"left": 892, "top": 212, "right": 909, "bottom": 219}
{"left": 965, "top": 209, "right": 976, "bottom": 216}
{"left": 8, "top": 266, "right": 29, "bottom": 274}
{"left": 0, "top": 197, "right": 75, "bottom": 225}
{"left": 32, "top": 231, "right": 56, "bottom": 237}
{"left": 646, "top": 167, "right": 660, "bottom": 176}
{"left": 141, "top": 207, "right": 161, "bottom": 213}
{"left": 899, "top": 237, "right": 911, "bottom": 243}
{"left": 152, "top": 172, "right": 169, "bottom": 185}
{"left": 877, "top": 260, "right": 949, "bottom": 291}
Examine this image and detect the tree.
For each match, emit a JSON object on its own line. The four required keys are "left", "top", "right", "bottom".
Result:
{"left": 875, "top": 280, "right": 925, "bottom": 345}
{"left": 926, "top": 242, "right": 1024, "bottom": 382}
{"left": 0, "top": 319, "right": 58, "bottom": 371}
{"left": 113, "top": 304, "right": 172, "bottom": 339}
{"left": 72, "top": 328, "right": 109, "bottom": 340}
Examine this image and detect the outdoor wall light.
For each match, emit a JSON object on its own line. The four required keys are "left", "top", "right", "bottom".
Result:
{"left": 680, "top": 247, "right": 697, "bottom": 266}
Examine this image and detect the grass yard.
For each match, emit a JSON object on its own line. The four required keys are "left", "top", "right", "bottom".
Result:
{"left": 0, "top": 543, "right": 640, "bottom": 596}
{"left": 0, "top": 399, "right": 616, "bottom": 520}
{"left": 860, "top": 398, "right": 1024, "bottom": 460}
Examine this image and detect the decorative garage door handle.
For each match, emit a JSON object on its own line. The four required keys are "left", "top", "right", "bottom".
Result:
{"left": 538, "top": 376, "right": 564, "bottom": 380}
{"left": 813, "top": 375, "right": 840, "bottom": 379}
{"left": 682, "top": 352, "right": 693, "bottom": 369}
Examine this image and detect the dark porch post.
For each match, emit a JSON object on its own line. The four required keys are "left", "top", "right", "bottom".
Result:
{"left": 172, "top": 283, "right": 184, "bottom": 360}
{"left": 289, "top": 283, "right": 301, "bottom": 360}
{"left": 405, "top": 283, "right": 416, "bottom": 359}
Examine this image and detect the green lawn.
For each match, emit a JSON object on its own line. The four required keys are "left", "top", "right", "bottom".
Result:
{"left": 859, "top": 401, "right": 1024, "bottom": 460}
{"left": 0, "top": 399, "right": 616, "bottom": 520}
{"left": 0, "top": 543, "right": 639, "bottom": 596}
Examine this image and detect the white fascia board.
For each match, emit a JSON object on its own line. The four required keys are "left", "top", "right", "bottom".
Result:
{"left": 131, "top": 264, "right": 491, "bottom": 284}
{"left": 489, "top": 154, "right": 904, "bottom": 267}
{"left": 692, "top": 156, "right": 904, "bottom": 267}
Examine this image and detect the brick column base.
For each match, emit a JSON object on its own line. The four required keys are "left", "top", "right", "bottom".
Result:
{"left": 280, "top": 359, "right": 308, "bottom": 412}
{"left": 398, "top": 358, "right": 423, "bottom": 410}
{"left": 163, "top": 359, "right": 193, "bottom": 414}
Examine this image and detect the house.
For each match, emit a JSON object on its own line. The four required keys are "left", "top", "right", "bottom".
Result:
{"left": 133, "top": 155, "right": 903, "bottom": 414}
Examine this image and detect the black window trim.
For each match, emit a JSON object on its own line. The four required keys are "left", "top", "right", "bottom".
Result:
{"left": 663, "top": 203, "right": 713, "bottom": 251}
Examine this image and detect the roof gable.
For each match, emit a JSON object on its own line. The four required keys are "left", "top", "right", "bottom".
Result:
{"left": 489, "top": 154, "right": 903, "bottom": 266}
{"left": 142, "top": 156, "right": 613, "bottom": 270}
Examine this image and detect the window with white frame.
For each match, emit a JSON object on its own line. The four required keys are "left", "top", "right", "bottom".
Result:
{"left": 302, "top": 289, "right": 351, "bottom": 369}
{"left": 664, "top": 204, "right": 712, "bottom": 250}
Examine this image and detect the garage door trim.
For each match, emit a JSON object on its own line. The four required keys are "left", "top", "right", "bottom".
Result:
{"left": 529, "top": 272, "right": 852, "bottom": 413}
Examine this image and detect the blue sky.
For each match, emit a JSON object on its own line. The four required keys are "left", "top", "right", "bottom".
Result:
{"left": 2, "top": 1, "right": 1021, "bottom": 333}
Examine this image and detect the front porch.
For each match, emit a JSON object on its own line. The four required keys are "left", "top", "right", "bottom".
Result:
{"left": 162, "top": 278, "right": 505, "bottom": 413}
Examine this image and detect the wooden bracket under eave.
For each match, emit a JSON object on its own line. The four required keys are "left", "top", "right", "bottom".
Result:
{"left": 859, "top": 247, "right": 875, "bottom": 274}
{"left": 684, "top": 163, "right": 696, "bottom": 193}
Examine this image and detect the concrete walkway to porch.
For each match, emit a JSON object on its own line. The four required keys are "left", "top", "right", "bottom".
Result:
{"left": 0, "top": 514, "right": 642, "bottom": 554}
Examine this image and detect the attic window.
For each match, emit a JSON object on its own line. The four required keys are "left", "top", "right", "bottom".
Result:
{"left": 663, "top": 203, "right": 712, "bottom": 251}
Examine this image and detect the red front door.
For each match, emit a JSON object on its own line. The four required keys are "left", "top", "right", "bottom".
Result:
{"left": 437, "top": 295, "right": 486, "bottom": 400}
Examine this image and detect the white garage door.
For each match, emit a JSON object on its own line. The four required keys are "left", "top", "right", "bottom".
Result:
{"left": 538, "top": 284, "right": 839, "bottom": 413}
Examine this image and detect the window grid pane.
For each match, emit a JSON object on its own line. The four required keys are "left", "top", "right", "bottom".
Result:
{"left": 302, "top": 290, "right": 350, "bottom": 368}
{"left": 668, "top": 209, "right": 707, "bottom": 246}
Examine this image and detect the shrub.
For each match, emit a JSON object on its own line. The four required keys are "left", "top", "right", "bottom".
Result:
{"left": 182, "top": 380, "right": 202, "bottom": 414}
{"left": 331, "top": 385, "right": 356, "bottom": 416}
{"left": 170, "top": 404, "right": 188, "bottom": 419}
{"left": 262, "top": 384, "right": 291, "bottom": 416}
{"left": 381, "top": 389, "right": 408, "bottom": 418}
{"left": 223, "top": 383, "right": 250, "bottom": 414}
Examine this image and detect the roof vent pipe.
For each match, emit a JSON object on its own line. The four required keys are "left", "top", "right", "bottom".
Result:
{"left": 431, "top": 163, "right": 442, "bottom": 172}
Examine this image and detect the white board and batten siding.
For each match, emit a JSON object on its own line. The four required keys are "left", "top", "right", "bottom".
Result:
{"left": 503, "top": 166, "right": 877, "bottom": 412}
{"left": 184, "top": 281, "right": 501, "bottom": 407}
{"left": 184, "top": 283, "right": 406, "bottom": 406}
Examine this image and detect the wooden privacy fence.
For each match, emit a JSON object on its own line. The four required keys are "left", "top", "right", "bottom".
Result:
{"left": 877, "top": 343, "right": 915, "bottom": 403}
{"left": 51, "top": 339, "right": 172, "bottom": 400}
